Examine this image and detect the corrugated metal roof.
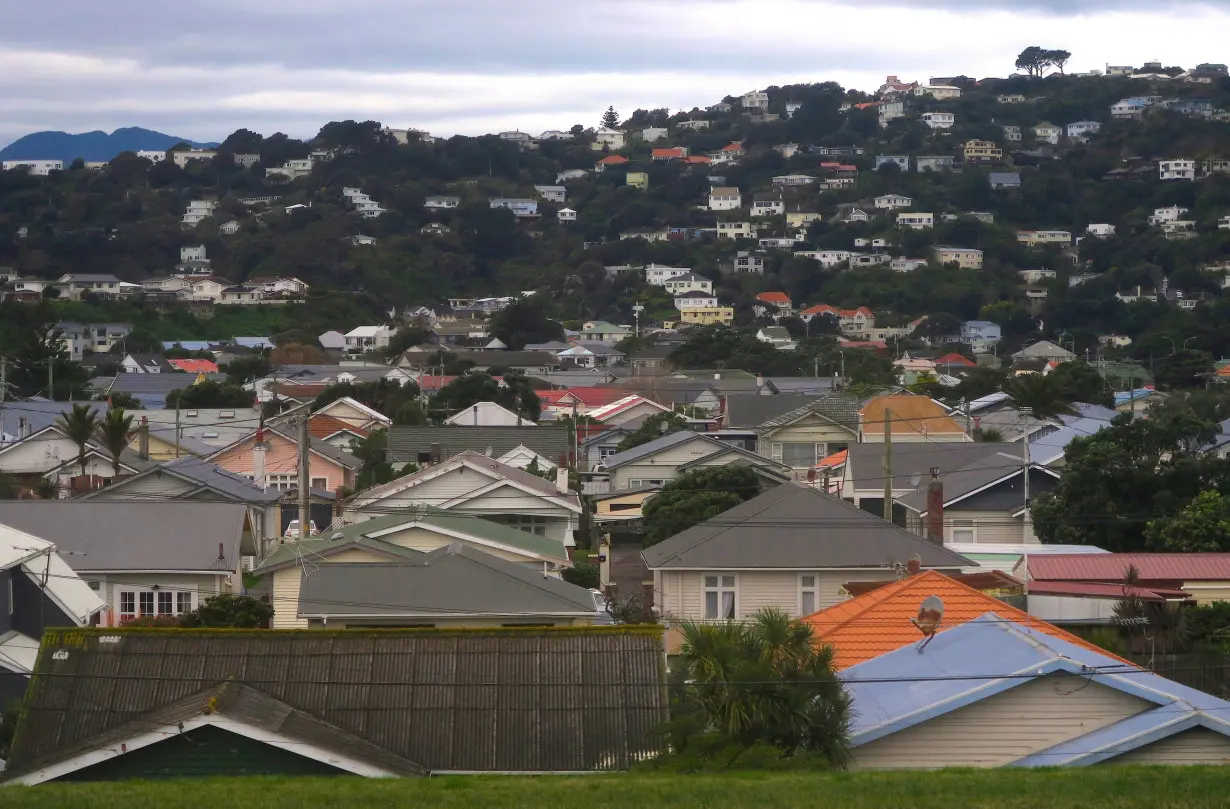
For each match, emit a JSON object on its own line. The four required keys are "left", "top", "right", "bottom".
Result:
{"left": 642, "top": 483, "right": 972, "bottom": 570}
{"left": 1026, "top": 553, "right": 1230, "bottom": 582}
{"left": 82, "top": 456, "right": 282, "bottom": 504}
{"left": 387, "top": 426, "right": 570, "bottom": 465}
{"left": 297, "top": 545, "right": 595, "bottom": 617}
{"left": 722, "top": 394, "right": 823, "bottom": 428}
{"left": 601, "top": 429, "right": 709, "bottom": 469}
{"left": 0, "top": 501, "right": 248, "bottom": 572}
{"left": 10, "top": 626, "right": 666, "bottom": 773}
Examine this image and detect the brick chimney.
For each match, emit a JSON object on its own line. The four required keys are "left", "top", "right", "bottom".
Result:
{"left": 926, "top": 467, "right": 944, "bottom": 543}
{"left": 138, "top": 416, "right": 150, "bottom": 460}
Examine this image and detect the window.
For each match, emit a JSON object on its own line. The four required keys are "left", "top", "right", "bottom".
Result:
{"left": 799, "top": 573, "right": 820, "bottom": 616}
{"left": 598, "top": 446, "right": 619, "bottom": 460}
{"left": 627, "top": 479, "right": 665, "bottom": 489}
{"left": 703, "top": 574, "right": 737, "bottom": 620}
{"left": 138, "top": 592, "right": 154, "bottom": 617}
{"left": 157, "top": 591, "right": 173, "bottom": 615}
{"left": 311, "top": 477, "right": 328, "bottom": 490}
{"left": 773, "top": 442, "right": 821, "bottom": 468}
{"left": 492, "top": 515, "right": 547, "bottom": 536}
{"left": 118, "top": 589, "right": 194, "bottom": 623}
{"left": 177, "top": 592, "right": 193, "bottom": 613}
{"left": 951, "top": 520, "right": 976, "bottom": 543}
{"left": 265, "top": 474, "right": 297, "bottom": 491}
{"left": 120, "top": 591, "right": 135, "bottom": 622}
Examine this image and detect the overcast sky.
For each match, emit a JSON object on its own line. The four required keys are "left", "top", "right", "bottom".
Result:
{"left": 3, "top": 0, "right": 1229, "bottom": 146}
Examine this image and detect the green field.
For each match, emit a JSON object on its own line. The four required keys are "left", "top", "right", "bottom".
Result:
{"left": 5, "top": 769, "right": 1229, "bottom": 808}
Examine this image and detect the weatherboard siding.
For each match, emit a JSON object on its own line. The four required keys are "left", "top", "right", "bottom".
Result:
{"left": 270, "top": 548, "right": 386, "bottom": 628}
{"left": 600, "top": 402, "right": 667, "bottom": 427}
{"left": 1103, "top": 727, "right": 1230, "bottom": 765}
{"left": 93, "top": 474, "right": 198, "bottom": 499}
{"left": 353, "top": 466, "right": 518, "bottom": 512}
{"left": 612, "top": 443, "right": 724, "bottom": 489}
{"left": 1178, "top": 583, "right": 1230, "bottom": 605}
{"left": 661, "top": 570, "right": 887, "bottom": 623}
{"left": 212, "top": 434, "right": 348, "bottom": 492}
{"left": 905, "top": 509, "right": 1037, "bottom": 545}
{"left": 849, "top": 675, "right": 1151, "bottom": 770}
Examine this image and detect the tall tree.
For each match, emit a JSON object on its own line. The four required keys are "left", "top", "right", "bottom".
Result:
{"left": 642, "top": 465, "right": 760, "bottom": 546}
{"left": 600, "top": 106, "right": 620, "bottom": 129}
{"left": 668, "top": 607, "right": 850, "bottom": 764}
{"left": 617, "top": 412, "right": 689, "bottom": 452}
{"left": 1001, "top": 374, "right": 1078, "bottom": 421}
{"left": 1047, "top": 49, "right": 1072, "bottom": 74}
{"left": 1015, "top": 46, "right": 1050, "bottom": 77}
{"left": 487, "top": 296, "right": 563, "bottom": 349}
{"left": 95, "top": 408, "right": 134, "bottom": 479}
{"left": 1144, "top": 491, "right": 1230, "bottom": 552}
{"left": 57, "top": 403, "right": 100, "bottom": 479}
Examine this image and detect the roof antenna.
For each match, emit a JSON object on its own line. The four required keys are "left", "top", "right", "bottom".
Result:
{"left": 911, "top": 595, "right": 945, "bottom": 653}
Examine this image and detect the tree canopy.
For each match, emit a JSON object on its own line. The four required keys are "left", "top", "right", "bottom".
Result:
{"left": 643, "top": 465, "right": 762, "bottom": 546}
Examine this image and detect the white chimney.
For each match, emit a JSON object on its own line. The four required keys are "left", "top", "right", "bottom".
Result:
{"left": 756, "top": 373, "right": 764, "bottom": 389}
{"left": 714, "top": 372, "right": 721, "bottom": 380}
{"left": 555, "top": 465, "right": 569, "bottom": 493}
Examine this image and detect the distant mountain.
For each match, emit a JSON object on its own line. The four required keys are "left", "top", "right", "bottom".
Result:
{"left": 0, "top": 127, "right": 219, "bottom": 165}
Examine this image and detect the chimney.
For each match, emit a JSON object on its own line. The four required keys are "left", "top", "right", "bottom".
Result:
{"left": 756, "top": 373, "right": 764, "bottom": 389}
{"left": 972, "top": 416, "right": 983, "bottom": 443}
{"left": 906, "top": 553, "right": 922, "bottom": 575}
{"left": 138, "top": 416, "right": 150, "bottom": 460}
{"left": 713, "top": 372, "right": 721, "bottom": 380}
{"left": 926, "top": 467, "right": 944, "bottom": 543}
{"left": 555, "top": 465, "right": 569, "bottom": 493}
{"left": 252, "top": 427, "right": 267, "bottom": 490}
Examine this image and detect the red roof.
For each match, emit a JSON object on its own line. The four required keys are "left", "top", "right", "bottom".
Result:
{"left": 308, "top": 414, "right": 369, "bottom": 441}
{"left": 935, "top": 352, "right": 976, "bottom": 367}
{"left": 167, "top": 358, "right": 219, "bottom": 373}
{"left": 413, "top": 374, "right": 459, "bottom": 392}
{"left": 836, "top": 164, "right": 858, "bottom": 171}
{"left": 682, "top": 155, "right": 711, "bottom": 164}
{"left": 538, "top": 387, "right": 628, "bottom": 409}
{"left": 756, "top": 291, "right": 791, "bottom": 304}
{"left": 719, "top": 142, "right": 744, "bottom": 152}
{"left": 1026, "top": 553, "right": 1230, "bottom": 583}
{"left": 596, "top": 155, "right": 628, "bottom": 164}
{"left": 1025, "top": 581, "right": 1190, "bottom": 600}
{"left": 819, "top": 162, "right": 841, "bottom": 169}
{"left": 651, "top": 148, "right": 684, "bottom": 159}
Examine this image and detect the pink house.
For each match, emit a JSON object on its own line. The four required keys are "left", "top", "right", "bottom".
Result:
{"left": 208, "top": 427, "right": 360, "bottom": 493}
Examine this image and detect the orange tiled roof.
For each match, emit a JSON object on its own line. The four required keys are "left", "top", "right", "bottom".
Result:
{"left": 719, "top": 142, "right": 744, "bottom": 152}
{"left": 652, "top": 147, "right": 684, "bottom": 158}
{"left": 308, "top": 414, "right": 369, "bottom": 440}
{"left": 756, "top": 291, "right": 790, "bottom": 304}
{"left": 166, "top": 358, "right": 219, "bottom": 373}
{"left": 597, "top": 155, "right": 628, "bottom": 164}
{"left": 803, "top": 569, "right": 1132, "bottom": 670}
{"left": 682, "top": 155, "right": 711, "bottom": 164}
{"left": 859, "top": 393, "right": 964, "bottom": 436}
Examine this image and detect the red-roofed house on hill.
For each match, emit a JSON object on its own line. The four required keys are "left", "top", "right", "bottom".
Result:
{"left": 755, "top": 291, "right": 792, "bottom": 315}
{"left": 594, "top": 155, "right": 629, "bottom": 172}
{"left": 709, "top": 142, "right": 745, "bottom": 164}
{"left": 536, "top": 387, "right": 629, "bottom": 416}
{"left": 166, "top": 358, "right": 219, "bottom": 373}
{"left": 651, "top": 147, "right": 688, "bottom": 161}
{"left": 935, "top": 352, "right": 976, "bottom": 368}
{"left": 800, "top": 304, "right": 875, "bottom": 338}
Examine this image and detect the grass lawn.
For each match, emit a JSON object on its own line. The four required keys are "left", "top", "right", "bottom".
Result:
{"left": 5, "top": 768, "right": 1230, "bottom": 808}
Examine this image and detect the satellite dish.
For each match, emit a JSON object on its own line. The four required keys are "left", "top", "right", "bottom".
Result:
{"left": 909, "top": 472, "right": 921, "bottom": 488}
{"left": 912, "top": 595, "right": 945, "bottom": 653}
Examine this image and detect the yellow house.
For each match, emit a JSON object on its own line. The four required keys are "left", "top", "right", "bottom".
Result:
{"left": 964, "top": 140, "right": 1003, "bottom": 162}
{"left": 593, "top": 488, "right": 658, "bottom": 520}
{"left": 127, "top": 429, "right": 211, "bottom": 460}
{"left": 786, "top": 211, "right": 823, "bottom": 228}
{"left": 679, "top": 306, "right": 734, "bottom": 325}
{"left": 626, "top": 171, "right": 649, "bottom": 190}
{"left": 932, "top": 245, "right": 984, "bottom": 269}
{"left": 756, "top": 396, "right": 860, "bottom": 471}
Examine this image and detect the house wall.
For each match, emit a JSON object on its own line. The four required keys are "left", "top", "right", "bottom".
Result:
{"left": 849, "top": 675, "right": 1152, "bottom": 770}
{"left": 1179, "top": 582, "right": 1230, "bottom": 605}
{"left": 363, "top": 524, "right": 549, "bottom": 564}
{"left": 599, "top": 402, "right": 667, "bottom": 428}
{"left": 595, "top": 491, "right": 655, "bottom": 518}
{"left": 904, "top": 509, "right": 1037, "bottom": 544}
{"left": 611, "top": 439, "right": 721, "bottom": 489}
{"left": 759, "top": 416, "right": 856, "bottom": 467}
{"left": 318, "top": 400, "right": 378, "bottom": 429}
{"left": 129, "top": 433, "right": 206, "bottom": 460}
{"left": 1027, "top": 594, "right": 1119, "bottom": 624}
{"left": 82, "top": 572, "right": 234, "bottom": 628}
{"left": 448, "top": 488, "right": 577, "bottom": 545}
{"left": 270, "top": 547, "right": 385, "bottom": 628}
{"left": 1104, "top": 727, "right": 1230, "bottom": 765}
{"left": 212, "top": 434, "right": 348, "bottom": 492}
{"left": 0, "top": 434, "right": 96, "bottom": 475}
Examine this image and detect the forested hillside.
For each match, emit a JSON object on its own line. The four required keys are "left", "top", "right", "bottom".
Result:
{"left": 3, "top": 67, "right": 1230, "bottom": 364}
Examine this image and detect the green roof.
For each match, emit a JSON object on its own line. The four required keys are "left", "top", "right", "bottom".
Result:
{"left": 253, "top": 535, "right": 421, "bottom": 573}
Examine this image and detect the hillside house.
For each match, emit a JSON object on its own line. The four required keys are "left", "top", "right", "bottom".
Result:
{"left": 896, "top": 212, "right": 934, "bottom": 230}
{"left": 1066, "top": 120, "right": 1102, "bottom": 139}
{"left": 732, "top": 251, "right": 765, "bottom": 274}
{"left": 874, "top": 194, "right": 913, "bottom": 210}
{"left": 1160, "top": 159, "right": 1196, "bottom": 181}
{"left": 915, "top": 155, "right": 955, "bottom": 171}
{"left": 933, "top": 246, "right": 984, "bottom": 269}
{"left": 645, "top": 264, "right": 692, "bottom": 285}
{"left": 875, "top": 155, "right": 910, "bottom": 171}
{"left": 964, "top": 140, "right": 1003, "bottom": 162}
{"left": 751, "top": 193, "right": 785, "bottom": 216}
{"left": 708, "top": 187, "right": 742, "bottom": 211}
{"left": 921, "top": 112, "right": 955, "bottom": 129}
{"left": 592, "top": 128, "right": 626, "bottom": 149}
{"left": 662, "top": 272, "right": 713, "bottom": 295}
{"left": 1034, "top": 122, "right": 1062, "bottom": 144}
{"left": 717, "top": 221, "right": 755, "bottom": 239}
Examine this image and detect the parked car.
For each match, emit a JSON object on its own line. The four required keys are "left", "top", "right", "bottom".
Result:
{"left": 284, "top": 519, "right": 318, "bottom": 538}
{"left": 589, "top": 588, "right": 616, "bottom": 625}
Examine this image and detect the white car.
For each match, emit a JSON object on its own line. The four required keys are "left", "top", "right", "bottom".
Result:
{"left": 283, "top": 519, "right": 318, "bottom": 538}
{"left": 589, "top": 588, "right": 615, "bottom": 625}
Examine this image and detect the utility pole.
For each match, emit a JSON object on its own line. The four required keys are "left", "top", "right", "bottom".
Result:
{"left": 174, "top": 402, "right": 181, "bottom": 459}
{"left": 298, "top": 414, "right": 311, "bottom": 540}
{"left": 47, "top": 358, "right": 54, "bottom": 401}
{"left": 1021, "top": 407, "right": 1033, "bottom": 543}
{"left": 882, "top": 407, "right": 893, "bottom": 522}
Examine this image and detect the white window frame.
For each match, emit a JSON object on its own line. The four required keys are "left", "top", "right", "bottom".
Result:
{"left": 951, "top": 519, "right": 977, "bottom": 543}
{"left": 310, "top": 476, "right": 328, "bottom": 490}
{"left": 265, "top": 474, "right": 297, "bottom": 491}
{"left": 702, "top": 573, "right": 738, "bottom": 621}
{"left": 116, "top": 586, "right": 196, "bottom": 623}
{"left": 798, "top": 572, "right": 820, "bottom": 617}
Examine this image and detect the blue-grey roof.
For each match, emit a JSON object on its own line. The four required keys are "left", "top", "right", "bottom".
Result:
{"left": 0, "top": 400, "right": 108, "bottom": 442}
{"left": 601, "top": 429, "right": 712, "bottom": 469}
{"left": 1114, "top": 388, "right": 1158, "bottom": 407}
{"left": 162, "top": 340, "right": 215, "bottom": 351}
{"left": 232, "top": 337, "right": 275, "bottom": 349}
{"left": 82, "top": 456, "right": 281, "bottom": 504}
{"left": 841, "top": 614, "right": 1230, "bottom": 766}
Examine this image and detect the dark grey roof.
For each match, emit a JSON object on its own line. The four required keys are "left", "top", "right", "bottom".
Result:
{"left": 0, "top": 501, "right": 248, "bottom": 572}
{"left": 427, "top": 350, "right": 564, "bottom": 369}
{"left": 723, "top": 394, "right": 827, "bottom": 428}
{"left": 123, "top": 353, "right": 174, "bottom": 371}
{"left": 10, "top": 625, "right": 666, "bottom": 773}
{"left": 602, "top": 429, "right": 713, "bottom": 469}
{"left": 80, "top": 456, "right": 282, "bottom": 505}
{"left": 0, "top": 400, "right": 108, "bottom": 439}
{"left": 989, "top": 172, "right": 1022, "bottom": 184}
{"left": 387, "top": 425, "right": 570, "bottom": 465}
{"left": 896, "top": 457, "right": 1056, "bottom": 513}
{"left": 845, "top": 442, "right": 1008, "bottom": 490}
{"left": 630, "top": 345, "right": 676, "bottom": 360}
{"left": 90, "top": 373, "right": 225, "bottom": 393}
{"left": 763, "top": 377, "right": 839, "bottom": 394}
{"left": 756, "top": 392, "right": 863, "bottom": 431}
{"left": 642, "top": 483, "right": 973, "bottom": 570}
{"left": 298, "top": 545, "right": 596, "bottom": 618}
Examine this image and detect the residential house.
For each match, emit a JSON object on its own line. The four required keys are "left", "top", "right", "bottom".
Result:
{"left": 1034, "top": 122, "right": 1062, "bottom": 144}
{"left": 662, "top": 272, "right": 713, "bottom": 295}
{"left": 443, "top": 401, "right": 537, "bottom": 427}
{"left": 644, "top": 264, "right": 693, "bottom": 285}
{"left": 641, "top": 126, "right": 668, "bottom": 142}
{"left": 557, "top": 207, "right": 577, "bottom": 223}
{"left": 798, "top": 305, "right": 874, "bottom": 337}
{"left": 740, "top": 90, "right": 769, "bottom": 110}
{"left": 709, "top": 142, "right": 745, "bottom": 163}
{"left": 2, "top": 159, "right": 64, "bottom": 175}
{"left": 1002, "top": 125, "right": 1022, "bottom": 142}
{"left": 345, "top": 452, "right": 581, "bottom": 547}
{"left": 592, "top": 127, "right": 626, "bottom": 149}
{"left": 1012, "top": 340, "right": 1077, "bottom": 363}
{"left": 716, "top": 221, "right": 755, "bottom": 239}
{"left": 1019, "top": 553, "right": 1230, "bottom": 606}
{"left": 120, "top": 353, "right": 174, "bottom": 374}
{"left": 171, "top": 149, "right": 216, "bottom": 168}
{"left": 1159, "top": 159, "right": 1196, "bottom": 181}
{"left": 1087, "top": 223, "right": 1117, "bottom": 237}
{"left": 756, "top": 326, "right": 796, "bottom": 350}
{"left": 857, "top": 393, "right": 968, "bottom": 444}
{"left": 594, "top": 154, "right": 628, "bottom": 172}
{"left": 1066, "top": 120, "right": 1102, "bottom": 139}
{"left": 1115, "top": 388, "right": 1165, "bottom": 412}
{"left": 784, "top": 210, "right": 823, "bottom": 228}
{"left": 1019, "top": 268, "right": 1057, "bottom": 284}
{"left": 0, "top": 524, "right": 104, "bottom": 702}
{"left": 964, "top": 140, "right": 1003, "bottom": 162}
{"left": 875, "top": 155, "right": 911, "bottom": 171}
{"left": 643, "top": 484, "right": 971, "bottom": 650}
{"left": 1111, "top": 97, "right": 1153, "bottom": 118}
{"left": 933, "top": 246, "right": 984, "bottom": 269}
{"left": 773, "top": 174, "right": 817, "bottom": 187}
{"left": 602, "top": 430, "right": 791, "bottom": 491}
{"left": 1149, "top": 205, "right": 1189, "bottom": 224}
{"left": 489, "top": 198, "right": 539, "bottom": 217}
{"left": 997, "top": 94, "right": 1027, "bottom": 103}
{"left": 53, "top": 273, "right": 122, "bottom": 301}
{"left": 343, "top": 325, "right": 394, "bottom": 354}
{"left": 751, "top": 193, "right": 785, "bottom": 217}
{"left": 989, "top": 172, "right": 1022, "bottom": 189}
{"left": 708, "top": 186, "right": 742, "bottom": 211}
{"left": 3, "top": 626, "right": 663, "bottom": 780}
{"left": 650, "top": 147, "right": 687, "bottom": 161}
{"left": 874, "top": 194, "right": 913, "bottom": 210}
{"left": 1017, "top": 230, "right": 1072, "bottom": 247}
{"left": 676, "top": 119, "right": 711, "bottom": 130}
{"left": 921, "top": 112, "right": 955, "bottom": 129}
{"left": 0, "top": 418, "right": 152, "bottom": 490}
{"left": 755, "top": 291, "right": 792, "bottom": 314}
{"left": 587, "top": 395, "right": 673, "bottom": 428}
{"left": 675, "top": 289, "right": 720, "bottom": 310}
{"left": 556, "top": 168, "right": 589, "bottom": 182}
{"left": 896, "top": 212, "right": 934, "bottom": 230}
{"left": 750, "top": 395, "right": 861, "bottom": 472}
{"left": 678, "top": 307, "right": 734, "bottom": 326}
{"left": 387, "top": 425, "right": 569, "bottom": 467}
{"left": 625, "top": 172, "right": 649, "bottom": 190}
{"left": 207, "top": 426, "right": 360, "bottom": 494}
{"left": 0, "top": 501, "right": 251, "bottom": 628}
{"left": 556, "top": 342, "right": 626, "bottom": 369}
{"left": 732, "top": 251, "right": 765, "bottom": 274}
{"left": 835, "top": 613, "right": 1230, "bottom": 769}
{"left": 915, "top": 155, "right": 955, "bottom": 171}
{"left": 580, "top": 320, "right": 632, "bottom": 344}
{"left": 424, "top": 195, "right": 461, "bottom": 209}
{"left": 915, "top": 83, "right": 961, "bottom": 99}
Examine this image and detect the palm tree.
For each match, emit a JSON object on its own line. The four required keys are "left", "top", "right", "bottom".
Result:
{"left": 671, "top": 607, "right": 851, "bottom": 764}
{"left": 57, "top": 403, "right": 100, "bottom": 480}
{"left": 1002, "top": 374, "right": 1078, "bottom": 422}
{"left": 96, "top": 408, "right": 134, "bottom": 480}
